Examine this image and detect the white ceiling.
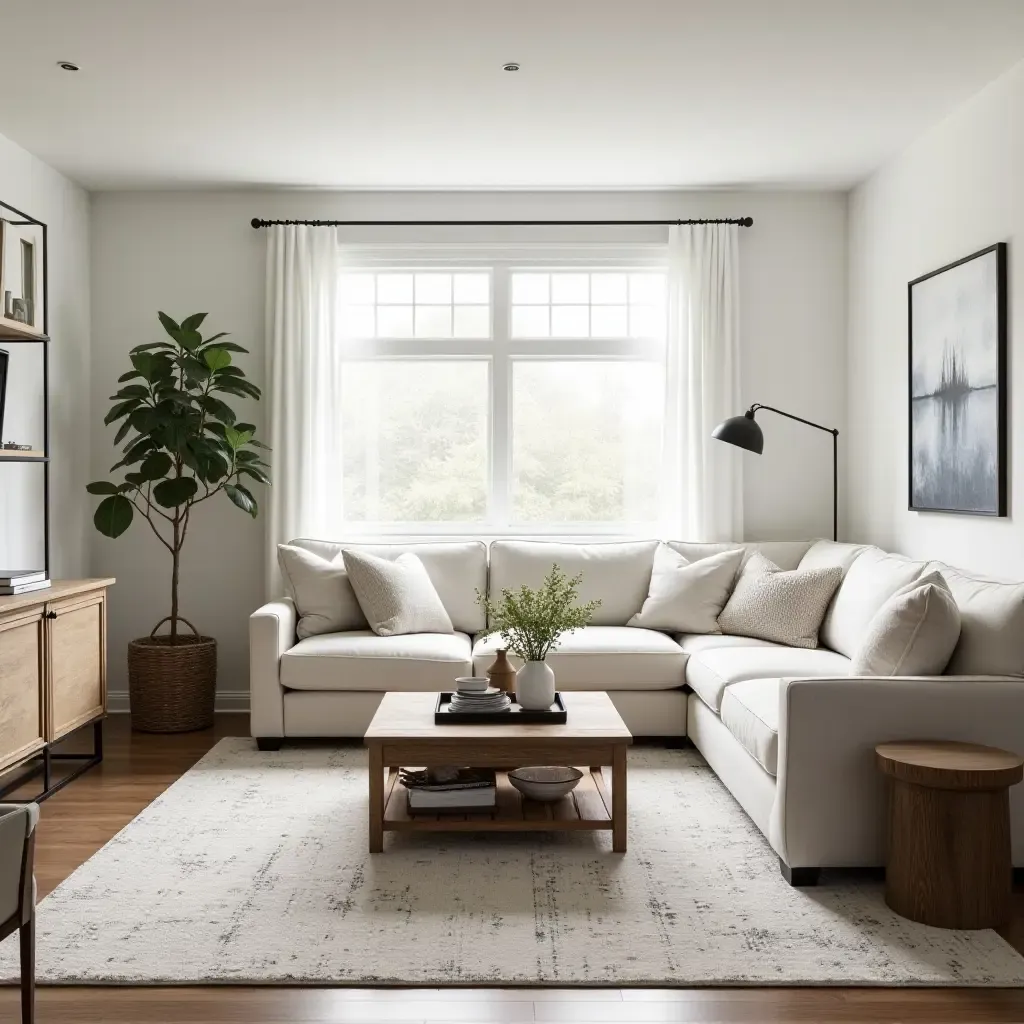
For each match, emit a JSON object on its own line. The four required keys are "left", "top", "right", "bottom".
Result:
{"left": 2, "top": 0, "right": 1024, "bottom": 191}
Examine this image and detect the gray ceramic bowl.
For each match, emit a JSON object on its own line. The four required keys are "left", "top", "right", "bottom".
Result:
{"left": 507, "top": 765, "right": 584, "bottom": 802}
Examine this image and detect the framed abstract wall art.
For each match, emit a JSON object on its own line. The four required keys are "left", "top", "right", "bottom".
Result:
{"left": 908, "top": 242, "right": 1007, "bottom": 516}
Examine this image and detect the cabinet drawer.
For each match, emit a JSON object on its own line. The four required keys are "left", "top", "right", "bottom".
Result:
{"left": 0, "top": 609, "right": 46, "bottom": 771}
{"left": 47, "top": 591, "right": 106, "bottom": 741}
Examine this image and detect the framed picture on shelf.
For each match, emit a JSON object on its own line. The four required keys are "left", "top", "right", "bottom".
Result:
{"left": 0, "top": 218, "right": 45, "bottom": 338}
{"left": 908, "top": 242, "right": 1007, "bottom": 516}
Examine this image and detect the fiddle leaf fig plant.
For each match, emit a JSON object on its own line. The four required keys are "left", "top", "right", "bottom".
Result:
{"left": 87, "top": 312, "right": 271, "bottom": 641}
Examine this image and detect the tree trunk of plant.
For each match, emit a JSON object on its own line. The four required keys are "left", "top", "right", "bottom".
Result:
{"left": 170, "top": 513, "right": 180, "bottom": 642}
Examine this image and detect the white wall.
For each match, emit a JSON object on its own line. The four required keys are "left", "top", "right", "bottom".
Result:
{"left": 90, "top": 190, "right": 847, "bottom": 698}
{"left": 848, "top": 58, "right": 1024, "bottom": 576}
{"left": 0, "top": 131, "right": 91, "bottom": 578}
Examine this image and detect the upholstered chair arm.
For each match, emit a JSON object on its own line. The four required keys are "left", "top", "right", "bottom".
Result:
{"left": 0, "top": 804, "right": 38, "bottom": 929}
{"left": 770, "top": 675, "right": 1024, "bottom": 870}
{"left": 249, "top": 598, "right": 298, "bottom": 739}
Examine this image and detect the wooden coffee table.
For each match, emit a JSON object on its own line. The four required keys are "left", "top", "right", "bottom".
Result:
{"left": 364, "top": 690, "right": 632, "bottom": 853}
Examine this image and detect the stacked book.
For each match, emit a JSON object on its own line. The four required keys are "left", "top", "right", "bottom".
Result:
{"left": 400, "top": 767, "right": 496, "bottom": 812}
{"left": 0, "top": 570, "right": 50, "bottom": 596}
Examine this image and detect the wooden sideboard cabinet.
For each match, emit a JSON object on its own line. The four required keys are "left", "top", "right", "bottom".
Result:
{"left": 0, "top": 579, "right": 114, "bottom": 797}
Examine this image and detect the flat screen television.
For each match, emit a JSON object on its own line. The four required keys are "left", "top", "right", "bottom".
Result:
{"left": 0, "top": 347, "right": 7, "bottom": 443}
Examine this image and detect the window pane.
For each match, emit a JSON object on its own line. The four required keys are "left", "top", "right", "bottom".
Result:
{"left": 454, "top": 273, "right": 489, "bottom": 303}
{"left": 339, "top": 304, "right": 376, "bottom": 339}
{"left": 415, "top": 273, "right": 451, "bottom": 304}
{"left": 511, "top": 272, "right": 549, "bottom": 304}
{"left": 590, "top": 273, "right": 627, "bottom": 304}
{"left": 511, "top": 305, "right": 550, "bottom": 338}
{"left": 629, "top": 304, "right": 665, "bottom": 339}
{"left": 415, "top": 305, "right": 453, "bottom": 338}
{"left": 590, "top": 305, "right": 628, "bottom": 336}
{"left": 512, "top": 361, "right": 663, "bottom": 523}
{"left": 377, "top": 273, "right": 413, "bottom": 304}
{"left": 551, "top": 273, "right": 589, "bottom": 304}
{"left": 551, "top": 305, "right": 589, "bottom": 338}
{"left": 629, "top": 272, "right": 665, "bottom": 305}
{"left": 377, "top": 305, "right": 413, "bottom": 338}
{"left": 453, "top": 305, "right": 490, "bottom": 338}
{"left": 341, "top": 361, "right": 489, "bottom": 522}
{"left": 339, "top": 273, "right": 375, "bottom": 304}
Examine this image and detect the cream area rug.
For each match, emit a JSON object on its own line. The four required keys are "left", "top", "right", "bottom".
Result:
{"left": 2, "top": 738, "right": 1023, "bottom": 986}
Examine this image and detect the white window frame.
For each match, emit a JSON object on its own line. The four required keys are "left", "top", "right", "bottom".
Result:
{"left": 336, "top": 244, "right": 669, "bottom": 538}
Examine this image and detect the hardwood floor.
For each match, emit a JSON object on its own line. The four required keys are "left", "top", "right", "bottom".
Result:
{"left": 0, "top": 713, "right": 1022, "bottom": 1023}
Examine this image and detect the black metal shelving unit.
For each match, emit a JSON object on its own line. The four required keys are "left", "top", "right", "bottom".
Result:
{"left": 0, "top": 198, "right": 103, "bottom": 802}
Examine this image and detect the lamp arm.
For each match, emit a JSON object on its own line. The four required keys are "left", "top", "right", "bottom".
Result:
{"left": 749, "top": 403, "right": 839, "bottom": 437}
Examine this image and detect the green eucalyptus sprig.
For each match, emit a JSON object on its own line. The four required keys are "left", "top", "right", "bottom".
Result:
{"left": 85, "top": 312, "right": 271, "bottom": 641}
{"left": 476, "top": 564, "right": 600, "bottom": 662}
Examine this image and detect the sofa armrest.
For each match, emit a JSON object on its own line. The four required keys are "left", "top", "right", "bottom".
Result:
{"left": 249, "top": 598, "right": 297, "bottom": 739}
{"left": 770, "top": 675, "right": 1024, "bottom": 869}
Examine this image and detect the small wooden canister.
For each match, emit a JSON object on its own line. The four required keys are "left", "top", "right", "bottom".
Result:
{"left": 487, "top": 649, "right": 517, "bottom": 696}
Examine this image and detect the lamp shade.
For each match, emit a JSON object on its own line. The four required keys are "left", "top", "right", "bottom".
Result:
{"left": 712, "top": 411, "right": 764, "bottom": 454}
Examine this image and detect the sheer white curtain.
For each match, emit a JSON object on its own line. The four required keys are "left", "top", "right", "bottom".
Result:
{"left": 264, "top": 225, "right": 344, "bottom": 596}
{"left": 665, "top": 223, "right": 743, "bottom": 541}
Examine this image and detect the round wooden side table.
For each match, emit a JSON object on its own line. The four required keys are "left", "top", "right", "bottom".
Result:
{"left": 876, "top": 740, "right": 1024, "bottom": 929}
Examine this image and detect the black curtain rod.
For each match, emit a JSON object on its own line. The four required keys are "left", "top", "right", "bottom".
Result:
{"left": 250, "top": 216, "right": 753, "bottom": 229}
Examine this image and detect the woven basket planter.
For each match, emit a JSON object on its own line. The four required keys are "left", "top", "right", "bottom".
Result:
{"left": 127, "top": 629, "right": 217, "bottom": 733}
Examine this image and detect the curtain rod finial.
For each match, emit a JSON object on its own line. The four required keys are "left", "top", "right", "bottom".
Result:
{"left": 250, "top": 218, "right": 262, "bottom": 229}
{"left": 740, "top": 217, "right": 753, "bottom": 227}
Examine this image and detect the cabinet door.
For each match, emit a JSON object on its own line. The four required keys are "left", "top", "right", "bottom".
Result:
{"left": 0, "top": 608, "right": 46, "bottom": 771}
{"left": 47, "top": 590, "right": 106, "bottom": 741}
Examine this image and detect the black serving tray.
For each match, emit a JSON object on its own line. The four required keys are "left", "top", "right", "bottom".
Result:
{"left": 435, "top": 692, "right": 567, "bottom": 725}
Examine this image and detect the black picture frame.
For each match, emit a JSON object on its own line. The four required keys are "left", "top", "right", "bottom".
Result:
{"left": 908, "top": 242, "right": 1008, "bottom": 516}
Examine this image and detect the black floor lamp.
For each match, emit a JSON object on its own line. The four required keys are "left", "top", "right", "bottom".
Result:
{"left": 712, "top": 403, "right": 839, "bottom": 541}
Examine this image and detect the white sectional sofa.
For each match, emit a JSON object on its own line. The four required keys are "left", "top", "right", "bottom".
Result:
{"left": 250, "top": 537, "right": 1024, "bottom": 884}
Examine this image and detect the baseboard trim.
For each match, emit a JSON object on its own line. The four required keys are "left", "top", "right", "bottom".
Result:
{"left": 106, "top": 690, "right": 250, "bottom": 714}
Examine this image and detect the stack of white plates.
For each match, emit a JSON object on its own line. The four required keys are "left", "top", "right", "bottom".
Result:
{"left": 448, "top": 686, "right": 512, "bottom": 714}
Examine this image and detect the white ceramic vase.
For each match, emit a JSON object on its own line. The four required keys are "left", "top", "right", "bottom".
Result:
{"left": 515, "top": 659, "right": 556, "bottom": 710}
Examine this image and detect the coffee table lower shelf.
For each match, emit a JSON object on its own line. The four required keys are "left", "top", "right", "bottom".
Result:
{"left": 384, "top": 767, "right": 612, "bottom": 833}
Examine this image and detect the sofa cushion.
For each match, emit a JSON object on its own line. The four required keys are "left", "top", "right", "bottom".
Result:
{"left": 667, "top": 540, "right": 811, "bottom": 571}
{"left": 930, "top": 562, "right": 1024, "bottom": 677}
{"left": 677, "top": 633, "right": 785, "bottom": 656}
{"left": 278, "top": 543, "right": 367, "bottom": 639}
{"left": 852, "top": 571, "right": 960, "bottom": 676}
{"left": 488, "top": 540, "right": 657, "bottom": 626}
{"left": 628, "top": 545, "right": 743, "bottom": 634}
{"left": 818, "top": 547, "right": 927, "bottom": 658}
{"left": 280, "top": 631, "right": 472, "bottom": 691}
{"left": 720, "top": 678, "right": 780, "bottom": 776}
{"left": 798, "top": 540, "right": 868, "bottom": 575}
{"left": 686, "top": 645, "right": 852, "bottom": 713}
{"left": 718, "top": 553, "right": 843, "bottom": 649}
{"left": 473, "top": 626, "right": 685, "bottom": 690}
{"left": 288, "top": 539, "right": 487, "bottom": 633}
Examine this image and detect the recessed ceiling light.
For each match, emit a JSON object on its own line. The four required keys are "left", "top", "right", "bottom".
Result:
{"left": 502, "top": 62, "right": 520, "bottom": 72}
{"left": 56, "top": 60, "right": 80, "bottom": 72}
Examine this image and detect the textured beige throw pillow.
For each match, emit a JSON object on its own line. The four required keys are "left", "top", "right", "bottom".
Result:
{"left": 342, "top": 549, "right": 454, "bottom": 636}
{"left": 278, "top": 543, "right": 368, "bottom": 639}
{"left": 851, "top": 571, "right": 961, "bottom": 676}
{"left": 628, "top": 544, "right": 743, "bottom": 634}
{"left": 718, "top": 553, "right": 843, "bottom": 649}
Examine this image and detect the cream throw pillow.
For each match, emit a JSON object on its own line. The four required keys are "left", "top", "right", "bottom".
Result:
{"left": 278, "top": 544, "right": 367, "bottom": 639}
{"left": 851, "top": 571, "right": 961, "bottom": 676}
{"left": 342, "top": 549, "right": 454, "bottom": 636}
{"left": 718, "top": 553, "right": 843, "bottom": 649}
{"left": 628, "top": 544, "right": 743, "bottom": 634}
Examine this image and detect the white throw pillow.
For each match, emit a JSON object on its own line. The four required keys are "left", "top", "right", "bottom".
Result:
{"left": 278, "top": 543, "right": 368, "bottom": 639}
{"left": 718, "top": 553, "right": 843, "bottom": 649}
{"left": 851, "top": 571, "right": 960, "bottom": 676}
{"left": 628, "top": 545, "right": 743, "bottom": 634}
{"left": 342, "top": 549, "right": 454, "bottom": 636}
